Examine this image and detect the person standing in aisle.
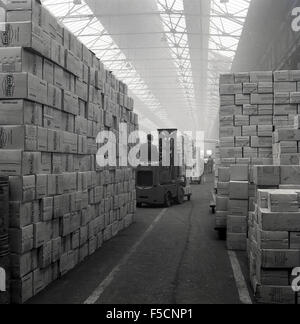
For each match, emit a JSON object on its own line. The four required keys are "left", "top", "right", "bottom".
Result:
{"left": 207, "top": 156, "right": 214, "bottom": 174}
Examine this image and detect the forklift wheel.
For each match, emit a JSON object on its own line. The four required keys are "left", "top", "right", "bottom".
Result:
{"left": 164, "top": 193, "right": 172, "bottom": 208}
{"left": 176, "top": 188, "right": 185, "bottom": 205}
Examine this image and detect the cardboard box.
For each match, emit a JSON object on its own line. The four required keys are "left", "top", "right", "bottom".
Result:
{"left": 51, "top": 39, "right": 65, "bottom": 67}
{"left": 0, "top": 21, "right": 51, "bottom": 58}
{"left": 274, "top": 70, "right": 291, "bottom": 82}
{"left": 52, "top": 237, "right": 62, "bottom": 263}
{"left": 243, "top": 83, "right": 257, "bottom": 94}
{"left": 43, "top": 106, "right": 61, "bottom": 130}
{"left": 220, "top": 74, "right": 234, "bottom": 84}
{"left": 274, "top": 104, "right": 297, "bottom": 116}
{"left": 219, "top": 147, "right": 243, "bottom": 159}
{"left": 253, "top": 166, "right": 280, "bottom": 186}
{"left": 242, "top": 125, "right": 257, "bottom": 136}
{"left": 257, "top": 229, "right": 289, "bottom": 250}
{"left": 216, "top": 196, "right": 228, "bottom": 211}
{"left": 250, "top": 71, "right": 273, "bottom": 83}
{"left": 32, "top": 268, "right": 45, "bottom": 296}
{"left": 290, "top": 232, "right": 300, "bottom": 249}
{"left": 243, "top": 104, "right": 258, "bottom": 115}
{"left": 251, "top": 94, "right": 273, "bottom": 105}
{"left": 9, "top": 175, "right": 36, "bottom": 202}
{"left": 219, "top": 116, "right": 234, "bottom": 127}
{"left": 227, "top": 216, "right": 247, "bottom": 234}
{"left": 0, "top": 47, "right": 43, "bottom": 79}
{"left": 65, "top": 50, "right": 82, "bottom": 78}
{"left": 255, "top": 285, "right": 296, "bottom": 305}
{"left": 229, "top": 199, "right": 248, "bottom": 216}
{"left": 274, "top": 92, "right": 290, "bottom": 105}
{"left": 258, "top": 105, "right": 273, "bottom": 115}
{"left": 259, "top": 249, "right": 300, "bottom": 268}
{"left": 268, "top": 191, "right": 298, "bottom": 212}
{"left": 243, "top": 147, "right": 258, "bottom": 158}
{"left": 274, "top": 82, "right": 297, "bottom": 92}
{"left": 234, "top": 115, "right": 249, "bottom": 126}
{"left": 230, "top": 165, "right": 248, "bottom": 181}
{"left": 0, "top": 150, "right": 40, "bottom": 176}
{"left": 217, "top": 182, "right": 229, "bottom": 196}
{"left": 36, "top": 174, "right": 47, "bottom": 199}
{"left": 236, "top": 94, "right": 250, "bottom": 105}
{"left": 0, "top": 125, "right": 37, "bottom": 150}
{"left": 280, "top": 166, "right": 300, "bottom": 184}
{"left": 220, "top": 84, "right": 242, "bottom": 95}
{"left": 38, "top": 240, "right": 52, "bottom": 268}
{"left": 54, "top": 64, "right": 64, "bottom": 89}
{"left": 274, "top": 129, "right": 300, "bottom": 142}
{"left": 41, "top": 196, "right": 53, "bottom": 221}
{"left": 258, "top": 125, "right": 273, "bottom": 137}
{"left": 220, "top": 95, "right": 235, "bottom": 106}
{"left": 230, "top": 181, "right": 248, "bottom": 200}
{"left": 258, "top": 82, "right": 273, "bottom": 94}
{"left": 40, "top": 152, "right": 51, "bottom": 174}
{"left": 258, "top": 208, "right": 300, "bottom": 231}
{"left": 59, "top": 251, "right": 74, "bottom": 276}
{"left": 0, "top": 73, "right": 47, "bottom": 104}
{"left": 60, "top": 131, "right": 77, "bottom": 154}
{"left": 10, "top": 251, "right": 33, "bottom": 278}
{"left": 0, "top": 100, "right": 42, "bottom": 126}
{"left": 250, "top": 115, "right": 273, "bottom": 125}
{"left": 11, "top": 273, "right": 33, "bottom": 304}
{"left": 219, "top": 105, "right": 242, "bottom": 116}
{"left": 33, "top": 222, "right": 46, "bottom": 248}
{"left": 9, "top": 225, "right": 34, "bottom": 254}
{"left": 218, "top": 167, "right": 230, "bottom": 182}
{"left": 47, "top": 84, "right": 62, "bottom": 110}
{"left": 220, "top": 137, "right": 235, "bottom": 147}
{"left": 63, "top": 90, "right": 79, "bottom": 115}
{"left": 9, "top": 201, "right": 39, "bottom": 228}
{"left": 37, "top": 126, "right": 48, "bottom": 152}
{"left": 61, "top": 214, "right": 71, "bottom": 237}
{"left": 251, "top": 136, "right": 272, "bottom": 148}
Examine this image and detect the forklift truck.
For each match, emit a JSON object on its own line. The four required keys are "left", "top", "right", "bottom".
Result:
{"left": 136, "top": 129, "right": 191, "bottom": 208}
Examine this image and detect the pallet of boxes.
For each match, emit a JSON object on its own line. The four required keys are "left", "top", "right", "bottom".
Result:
{"left": 0, "top": 0, "right": 138, "bottom": 304}
{"left": 248, "top": 165, "right": 300, "bottom": 304}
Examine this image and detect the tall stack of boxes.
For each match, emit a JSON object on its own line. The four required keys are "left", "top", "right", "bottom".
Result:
{"left": 0, "top": 0, "right": 138, "bottom": 304}
{"left": 217, "top": 71, "right": 300, "bottom": 250}
{"left": 247, "top": 165, "right": 300, "bottom": 304}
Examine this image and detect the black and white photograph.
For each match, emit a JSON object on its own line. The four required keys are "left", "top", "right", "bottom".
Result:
{"left": 0, "top": 0, "right": 300, "bottom": 310}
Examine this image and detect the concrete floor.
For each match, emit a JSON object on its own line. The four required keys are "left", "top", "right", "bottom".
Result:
{"left": 28, "top": 176, "right": 253, "bottom": 304}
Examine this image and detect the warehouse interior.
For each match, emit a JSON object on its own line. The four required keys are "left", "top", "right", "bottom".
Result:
{"left": 0, "top": 0, "right": 300, "bottom": 306}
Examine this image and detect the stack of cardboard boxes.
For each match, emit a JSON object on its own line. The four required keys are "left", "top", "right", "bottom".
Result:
{"left": 0, "top": 0, "right": 138, "bottom": 303}
{"left": 217, "top": 71, "right": 300, "bottom": 250}
{"left": 247, "top": 165, "right": 300, "bottom": 303}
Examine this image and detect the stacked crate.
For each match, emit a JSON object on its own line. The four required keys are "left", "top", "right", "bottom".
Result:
{"left": 248, "top": 165, "right": 300, "bottom": 304}
{"left": 273, "top": 128, "right": 300, "bottom": 165}
{"left": 0, "top": 0, "right": 138, "bottom": 303}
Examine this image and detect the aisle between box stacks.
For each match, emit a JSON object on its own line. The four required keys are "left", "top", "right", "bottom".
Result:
{"left": 27, "top": 176, "right": 253, "bottom": 304}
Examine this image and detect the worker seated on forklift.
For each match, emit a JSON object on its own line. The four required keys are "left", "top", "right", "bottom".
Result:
{"left": 140, "top": 134, "right": 159, "bottom": 165}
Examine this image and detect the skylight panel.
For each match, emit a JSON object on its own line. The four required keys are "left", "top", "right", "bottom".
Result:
{"left": 42, "top": 0, "right": 169, "bottom": 123}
